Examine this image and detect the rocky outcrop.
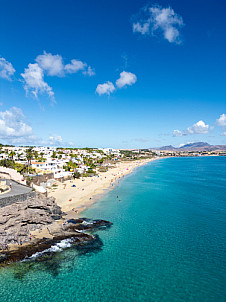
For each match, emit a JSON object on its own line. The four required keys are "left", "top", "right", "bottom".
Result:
{"left": 0, "top": 195, "right": 62, "bottom": 247}
{"left": 0, "top": 218, "right": 112, "bottom": 265}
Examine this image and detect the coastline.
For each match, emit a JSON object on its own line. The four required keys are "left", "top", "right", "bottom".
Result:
{"left": 30, "top": 158, "right": 160, "bottom": 241}
{"left": 0, "top": 158, "right": 159, "bottom": 254}
{"left": 47, "top": 157, "right": 159, "bottom": 216}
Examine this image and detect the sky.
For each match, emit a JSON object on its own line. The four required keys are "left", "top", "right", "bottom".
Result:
{"left": 0, "top": 0, "right": 225, "bottom": 148}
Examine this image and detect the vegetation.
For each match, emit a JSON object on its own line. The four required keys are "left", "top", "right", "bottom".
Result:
{"left": 73, "top": 170, "right": 81, "bottom": 179}
{"left": 51, "top": 151, "right": 57, "bottom": 158}
{"left": 98, "top": 166, "right": 108, "bottom": 172}
{"left": 63, "top": 160, "right": 78, "bottom": 172}
{"left": 0, "top": 159, "right": 35, "bottom": 174}
{"left": 9, "top": 151, "right": 16, "bottom": 160}
{"left": 25, "top": 148, "right": 33, "bottom": 174}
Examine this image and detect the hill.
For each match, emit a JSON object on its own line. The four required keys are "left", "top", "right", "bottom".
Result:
{"left": 152, "top": 142, "right": 226, "bottom": 151}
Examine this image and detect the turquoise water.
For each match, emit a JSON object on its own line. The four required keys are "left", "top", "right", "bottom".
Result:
{"left": 0, "top": 157, "right": 226, "bottom": 302}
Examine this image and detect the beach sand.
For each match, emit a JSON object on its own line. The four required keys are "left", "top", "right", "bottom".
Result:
{"left": 31, "top": 159, "right": 158, "bottom": 242}
{"left": 3, "top": 158, "right": 158, "bottom": 251}
{"left": 47, "top": 158, "right": 158, "bottom": 215}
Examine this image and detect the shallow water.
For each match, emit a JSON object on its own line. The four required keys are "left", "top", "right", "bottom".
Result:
{"left": 0, "top": 157, "right": 226, "bottom": 302}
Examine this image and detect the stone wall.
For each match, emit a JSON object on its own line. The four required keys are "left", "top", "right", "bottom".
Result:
{"left": 0, "top": 172, "right": 10, "bottom": 180}
{"left": 26, "top": 173, "right": 54, "bottom": 186}
{"left": 0, "top": 167, "right": 25, "bottom": 184}
{"left": 0, "top": 191, "right": 36, "bottom": 208}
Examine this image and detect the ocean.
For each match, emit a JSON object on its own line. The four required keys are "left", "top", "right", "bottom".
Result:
{"left": 0, "top": 157, "right": 225, "bottom": 302}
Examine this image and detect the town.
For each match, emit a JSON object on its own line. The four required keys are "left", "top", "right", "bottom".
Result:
{"left": 0, "top": 144, "right": 225, "bottom": 186}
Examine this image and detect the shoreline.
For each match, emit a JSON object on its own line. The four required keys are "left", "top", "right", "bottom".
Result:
{"left": 0, "top": 157, "right": 160, "bottom": 254}
{"left": 47, "top": 157, "right": 160, "bottom": 217}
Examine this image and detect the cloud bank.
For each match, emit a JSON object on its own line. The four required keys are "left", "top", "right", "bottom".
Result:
{"left": 0, "top": 107, "right": 33, "bottom": 141}
{"left": 0, "top": 107, "right": 73, "bottom": 146}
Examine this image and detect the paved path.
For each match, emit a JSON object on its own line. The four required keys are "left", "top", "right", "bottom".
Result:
{"left": 0, "top": 179, "right": 32, "bottom": 198}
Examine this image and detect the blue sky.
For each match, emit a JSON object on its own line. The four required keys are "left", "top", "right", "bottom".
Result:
{"left": 0, "top": 0, "right": 225, "bottom": 148}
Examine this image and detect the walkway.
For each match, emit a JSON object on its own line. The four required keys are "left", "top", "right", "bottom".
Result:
{"left": 0, "top": 179, "right": 32, "bottom": 199}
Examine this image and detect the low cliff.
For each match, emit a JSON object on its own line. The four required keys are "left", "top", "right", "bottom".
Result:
{"left": 0, "top": 195, "right": 62, "bottom": 247}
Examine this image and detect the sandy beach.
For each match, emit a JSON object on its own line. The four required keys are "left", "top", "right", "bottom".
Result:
{"left": 2, "top": 158, "right": 159, "bottom": 251}
{"left": 47, "top": 158, "right": 159, "bottom": 215}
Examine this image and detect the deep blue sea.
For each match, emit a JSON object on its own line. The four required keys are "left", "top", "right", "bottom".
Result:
{"left": 0, "top": 157, "right": 226, "bottom": 302}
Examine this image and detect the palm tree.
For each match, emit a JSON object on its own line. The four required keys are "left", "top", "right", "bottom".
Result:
{"left": 26, "top": 148, "right": 33, "bottom": 174}
{"left": 34, "top": 150, "right": 39, "bottom": 160}
{"left": 51, "top": 151, "right": 57, "bottom": 158}
{"left": 9, "top": 151, "right": 16, "bottom": 160}
{"left": 17, "top": 153, "right": 21, "bottom": 161}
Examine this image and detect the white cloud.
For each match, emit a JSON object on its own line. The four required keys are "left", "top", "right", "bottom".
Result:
{"left": 83, "top": 66, "right": 95, "bottom": 77}
{"left": 21, "top": 63, "right": 55, "bottom": 101}
{"left": 35, "top": 51, "right": 95, "bottom": 77}
{"left": 49, "top": 135, "right": 63, "bottom": 145}
{"left": 116, "top": 71, "right": 137, "bottom": 88}
{"left": 187, "top": 120, "right": 209, "bottom": 134}
{"left": 36, "top": 51, "right": 64, "bottom": 77}
{"left": 173, "top": 120, "right": 210, "bottom": 137}
{"left": 173, "top": 130, "right": 183, "bottom": 137}
{"left": 221, "top": 132, "right": 226, "bottom": 136}
{"left": 0, "top": 57, "right": 15, "bottom": 80}
{"left": 21, "top": 52, "right": 95, "bottom": 101}
{"left": 133, "top": 22, "right": 150, "bottom": 35}
{"left": 0, "top": 107, "right": 33, "bottom": 139}
{"left": 179, "top": 142, "right": 194, "bottom": 147}
{"left": 133, "top": 5, "right": 184, "bottom": 44}
{"left": 0, "top": 107, "right": 74, "bottom": 146}
{"left": 216, "top": 114, "right": 226, "bottom": 127}
{"left": 65, "top": 59, "right": 87, "bottom": 74}
{"left": 96, "top": 81, "right": 115, "bottom": 96}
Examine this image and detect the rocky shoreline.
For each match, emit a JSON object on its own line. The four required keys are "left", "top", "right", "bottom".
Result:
{"left": 0, "top": 194, "right": 112, "bottom": 266}
{"left": 0, "top": 194, "right": 63, "bottom": 248}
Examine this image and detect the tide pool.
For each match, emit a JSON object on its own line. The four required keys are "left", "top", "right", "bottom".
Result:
{"left": 0, "top": 157, "right": 225, "bottom": 302}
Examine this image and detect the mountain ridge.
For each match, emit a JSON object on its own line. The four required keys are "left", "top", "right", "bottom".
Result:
{"left": 151, "top": 142, "right": 226, "bottom": 151}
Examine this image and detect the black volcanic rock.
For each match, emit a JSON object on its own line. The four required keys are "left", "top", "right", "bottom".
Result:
{"left": 65, "top": 218, "right": 112, "bottom": 231}
{"left": 0, "top": 217, "right": 112, "bottom": 266}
